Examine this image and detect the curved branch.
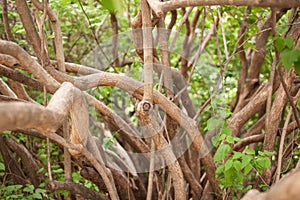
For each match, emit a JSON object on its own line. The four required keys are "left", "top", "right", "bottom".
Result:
{"left": 0, "top": 40, "right": 60, "bottom": 93}
{"left": 147, "top": 0, "right": 300, "bottom": 17}
{"left": 233, "top": 134, "right": 264, "bottom": 151}
{"left": 0, "top": 64, "right": 43, "bottom": 91}
{"left": 47, "top": 180, "right": 109, "bottom": 200}
{"left": 0, "top": 82, "right": 75, "bottom": 133}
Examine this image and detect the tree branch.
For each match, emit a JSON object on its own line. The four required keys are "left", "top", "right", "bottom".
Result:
{"left": 0, "top": 40, "right": 60, "bottom": 93}
{"left": 147, "top": 0, "right": 300, "bottom": 17}
{"left": 47, "top": 180, "right": 109, "bottom": 200}
{"left": 141, "top": 0, "right": 154, "bottom": 103}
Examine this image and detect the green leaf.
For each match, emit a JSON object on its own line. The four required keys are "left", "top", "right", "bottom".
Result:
{"left": 207, "top": 118, "right": 223, "bottom": 131}
{"left": 233, "top": 160, "right": 242, "bottom": 171}
{"left": 35, "top": 188, "right": 47, "bottom": 194}
{"left": 85, "top": 181, "right": 93, "bottom": 188}
{"left": 234, "top": 137, "right": 242, "bottom": 142}
{"left": 235, "top": 169, "right": 244, "bottom": 182}
{"left": 9, "top": 194, "right": 23, "bottom": 198}
{"left": 244, "top": 185, "right": 253, "bottom": 192}
{"left": 224, "top": 168, "right": 235, "bottom": 186}
{"left": 4, "top": 185, "right": 23, "bottom": 192}
{"left": 52, "top": 168, "right": 64, "bottom": 174}
{"left": 245, "top": 148, "right": 255, "bottom": 155}
{"left": 233, "top": 151, "right": 244, "bottom": 160}
{"left": 285, "top": 37, "right": 294, "bottom": 49}
{"left": 225, "top": 158, "right": 233, "bottom": 171}
{"left": 259, "top": 184, "right": 269, "bottom": 192}
{"left": 294, "top": 61, "right": 300, "bottom": 75}
{"left": 23, "top": 184, "right": 34, "bottom": 193}
{"left": 59, "top": 0, "right": 69, "bottom": 6}
{"left": 274, "top": 37, "right": 285, "bottom": 52}
{"left": 256, "top": 157, "right": 271, "bottom": 169}
{"left": 241, "top": 155, "right": 252, "bottom": 169}
{"left": 226, "top": 135, "right": 235, "bottom": 144}
{"left": 216, "top": 165, "right": 225, "bottom": 175}
{"left": 101, "top": 0, "right": 122, "bottom": 13}
{"left": 221, "top": 123, "right": 232, "bottom": 136}
{"left": 258, "top": 151, "right": 274, "bottom": 157}
{"left": 219, "top": 134, "right": 227, "bottom": 141}
{"left": 57, "top": 190, "right": 69, "bottom": 196}
{"left": 280, "top": 49, "right": 300, "bottom": 70}
{"left": 212, "top": 136, "right": 220, "bottom": 147}
{"left": 0, "top": 162, "right": 5, "bottom": 171}
{"left": 244, "top": 163, "right": 253, "bottom": 175}
{"left": 214, "top": 144, "right": 231, "bottom": 162}
{"left": 29, "top": 193, "right": 43, "bottom": 199}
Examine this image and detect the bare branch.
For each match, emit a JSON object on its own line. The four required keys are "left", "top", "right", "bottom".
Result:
{"left": 2, "top": 0, "right": 14, "bottom": 41}
{"left": 276, "top": 106, "right": 293, "bottom": 182}
{"left": 15, "top": 0, "right": 42, "bottom": 58}
{"left": 0, "top": 40, "right": 60, "bottom": 93}
{"left": 147, "top": 0, "right": 300, "bottom": 17}
{"left": 262, "top": 68, "right": 296, "bottom": 184}
{"left": 31, "top": 0, "right": 70, "bottom": 72}
{"left": 0, "top": 79, "right": 17, "bottom": 98}
{"left": 233, "top": 135, "right": 264, "bottom": 151}
{"left": 0, "top": 64, "right": 43, "bottom": 91}
{"left": 141, "top": 0, "right": 154, "bottom": 103}
{"left": 47, "top": 180, "right": 109, "bottom": 200}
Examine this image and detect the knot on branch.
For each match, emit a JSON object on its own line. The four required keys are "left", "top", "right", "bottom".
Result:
{"left": 135, "top": 100, "right": 153, "bottom": 123}
{"left": 136, "top": 100, "right": 153, "bottom": 112}
{"left": 142, "top": 101, "right": 152, "bottom": 111}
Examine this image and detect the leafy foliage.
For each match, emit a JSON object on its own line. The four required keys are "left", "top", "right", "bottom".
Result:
{"left": 275, "top": 36, "right": 300, "bottom": 74}
{"left": 213, "top": 124, "right": 273, "bottom": 193}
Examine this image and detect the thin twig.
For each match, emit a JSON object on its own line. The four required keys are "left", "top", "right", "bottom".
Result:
{"left": 2, "top": 0, "right": 14, "bottom": 41}
{"left": 217, "top": 7, "right": 228, "bottom": 60}
{"left": 146, "top": 139, "right": 155, "bottom": 200}
{"left": 77, "top": 0, "right": 112, "bottom": 68}
{"left": 278, "top": 67, "right": 300, "bottom": 129}
{"left": 44, "top": 85, "right": 53, "bottom": 182}
{"left": 169, "top": 7, "right": 194, "bottom": 51}
{"left": 276, "top": 106, "right": 293, "bottom": 182}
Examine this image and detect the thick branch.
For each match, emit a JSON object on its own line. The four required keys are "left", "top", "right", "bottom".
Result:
{"left": 147, "top": 0, "right": 300, "bottom": 17}
{"left": 262, "top": 69, "right": 295, "bottom": 184}
{"left": 0, "top": 83, "right": 74, "bottom": 133}
{"left": 141, "top": 0, "right": 154, "bottom": 103}
{"left": 136, "top": 106, "right": 186, "bottom": 200}
{"left": 47, "top": 180, "right": 109, "bottom": 200}
{"left": 0, "top": 64, "right": 43, "bottom": 91}
{"left": 0, "top": 40, "right": 60, "bottom": 93}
